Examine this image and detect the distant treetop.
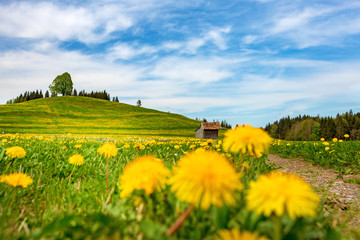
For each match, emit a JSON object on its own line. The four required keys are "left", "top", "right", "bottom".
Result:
{"left": 49, "top": 72, "right": 73, "bottom": 96}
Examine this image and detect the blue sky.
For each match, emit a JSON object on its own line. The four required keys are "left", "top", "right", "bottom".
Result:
{"left": 1, "top": 0, "right": 360, "bottom": 127}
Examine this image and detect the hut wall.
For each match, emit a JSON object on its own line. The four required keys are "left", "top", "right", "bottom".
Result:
{"left": 203, "top": 130, "right": 218, "bottom": 139}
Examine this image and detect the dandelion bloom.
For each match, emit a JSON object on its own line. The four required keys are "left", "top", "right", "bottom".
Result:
{"left": 320, "top": 138, "right": 325, "bottom": 141}
{"left": 322, "top": 141, "right": 329, "bottom": 146}
{"left": 98, "top": 142, "right": 118, "bottom": 158}
{"left": 69, "top": 154, "right": 84, "bottom": 166}
{"left": 216, "top": 229, "right": 268, "bottom": 240}
{"left": 1, "top": 173, "right": 33, "bottom": 188}
{"left": 169, "top": 150, "right": 242, "bottom": 210}
{"left": 344, "top": 134, "right": 349, "bottom": 138}
{"left": 325, "top": 147, "right": 330, "bottom": 151}
{"left": 119, "top": 156, "right": 169, "bottom": 198}
{"left": 222, "top": 125, "right": 272, "bottom": 157}
{"left": 74, "top": 144, "right": 81, "bottom": 149}
{"left": 246, "top": 171, "right": 319, "bottom": 219}
{"left": 5, "top": 146, "right": 26, "bottom": 159}
{"left": 332, "top": 138, "right": 338, "bottom": 142}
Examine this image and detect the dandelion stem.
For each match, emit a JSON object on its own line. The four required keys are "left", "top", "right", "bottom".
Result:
{"left": 106, "top": 158, "right": 109, "bottom": 192}
{"left": 167, "top": 204, "right": 194, "bottom": 236}
{"left": 272, "top": 215, "right": 282, "bottom": 240}
{"left": 67, "top": 166, "right": 76, "bottom": 179}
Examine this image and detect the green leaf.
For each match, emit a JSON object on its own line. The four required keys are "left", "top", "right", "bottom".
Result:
{"left": 0, "top": 148, "right": 5, "bottom": 161}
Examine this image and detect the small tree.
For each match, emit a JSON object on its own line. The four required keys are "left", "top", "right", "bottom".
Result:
{"left": 137, "top": 100, "right": 142, "bottom": 107}
{"left": 49, "top": 72, "right": 73, "bottom": 96}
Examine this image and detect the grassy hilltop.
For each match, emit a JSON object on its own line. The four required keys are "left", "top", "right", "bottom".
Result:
{"left": 0, "top": 96, "right": 202, "bottom": 137}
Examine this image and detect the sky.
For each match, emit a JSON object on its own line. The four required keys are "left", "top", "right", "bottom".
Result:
{"left": 1, "top": 0, "right": 360, "bottom": 127}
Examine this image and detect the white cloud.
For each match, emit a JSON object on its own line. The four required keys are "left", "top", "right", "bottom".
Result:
{"left": 161, "top": 26, "right": 231, "bottom": 54}
{"left": 150, "top": 56, "right": 234, "bottom": 84}
{"left": 107, "top": 43, "right": 158, "bottom": 60}
{"left": 0, "top": 2, "right": 133, "bottom": 43}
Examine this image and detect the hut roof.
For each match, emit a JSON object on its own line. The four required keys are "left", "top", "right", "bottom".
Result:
{"left": 202, "top": 122, "right": 222, "bottom": 130}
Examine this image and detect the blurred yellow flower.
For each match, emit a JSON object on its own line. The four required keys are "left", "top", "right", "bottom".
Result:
{"left": 119, "top": 156, "right": 170, "bottom": 198}
{"left": 74, "top": 144, "right": 81, "bottom": 149}
{"left": 69, "top": 154, "right": 84, "bottom": 166}
{"left": 98, "top": 142, "right": 118, "bottom": 158}
{"left": 174, "top": 145, "right": 180, "bottom": 149}
{"left": 62, "top": 146, "right": 67, "bottom": 150}
{"left": 134, "top": 143, "right": 145, "bottom": 150}
{"left": 344, "top": 134, "right": 350, "bottom": 138}
{"left": 339, "top": 139, "right": 343, "bottom": 142}
{"left": 38, "top": 136, "right": 44, "bottom": 140}
{"left": 332, "top": 138, "right": 338, "bottom": 142}
{"left": 325, "top": 147, "right": 330, "bottom": 151}
{"left": 322, "top": 142, "right": 329, "bottom": 146}
{"left": 123, "top": 143, "right": 130, "bottom": 149}
{"left": 5, "top": 146, "right": 26, "bottom": 159}
{"left": 216, "top": 229, "right": 268, "bottom": 240}
{"left": 169, "top": 150, "right": 242, "bottom": 210}
{"left": 246, "top": 171, "right": 319, "bottom": 219}
{"left": 320, "top": 138, "right": 325, "bottom": 141}
{"left": 1, "top": 173, "right": 33, "bottom": 188}
{"left": 222, "top": 125, "right": 272, "bottom": 157}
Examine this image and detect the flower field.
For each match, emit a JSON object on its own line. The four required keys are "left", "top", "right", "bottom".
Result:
{"left": 270, "top": 137, "right": 360, "bottom": 175}
{"left": 0, "top": 127, "right": 355, "bottom": 239}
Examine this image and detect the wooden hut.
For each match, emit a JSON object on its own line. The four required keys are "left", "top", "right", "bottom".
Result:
{"left": 195, "top": 122, "right": 222, "bottom": 139}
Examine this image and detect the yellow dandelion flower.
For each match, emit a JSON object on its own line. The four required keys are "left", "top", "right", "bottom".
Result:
{"left": 74, "top": 144, "right": 81, "bottom": 149}
{"left": 325, "top": 147, "right": 330, "bottom": 151}
{"left": 332, "top": 138, "right": 338, "bottom": 142}
{"left": 320, "top": 138, "right": 325, "bottom": 141}
{"left": 5, "top": 146, "right": 26, "bottom": 159}
{"left": 322, "top": 141, "right": 329, "bottom": 146}
{"left": 174, "top": 145, "right": 180, "bottom": 149}
{"left": 119, "top": 156, "right": 170, "bottom": 198}
{"left": 246, "top": 171, "right": 319, "bottom": 219}
{"left": 189, "top": 144, "right": 196, "bottom": 149}
{"left": 169, "top": 150, "right": 242, "bottom": 210}
{"left": 222, "top": 125, "right": 272, "bottom": 157}
{"left": 134, "top": 143, "right": 145, "bottom": 150}
{"left": 62, "top": 146, "right": 67, "bottom": 150}
{"left": 123, "top": 143, "right": 130, "bottom": 149}
{"left": 344, "top": 134, "right": 349, "bottom": 138}
{"left": 98, "top": 142, "right": 118, "bottom": 158}
{"left": 339, "top": 139, "right": 343, "bottom": 142}
{"left": 1, "top": 173, "right": 33, "bottom": 188}
{"left": 38, "top": 136, "right": 44, "bottom": 140}
{"left": 2, "top": 139, "right": 7, "bottom": 143}
{"left": 69, "top": 154, "right": 84, "bottom": 166}
{"left": 216, "top": 229, "right": 268, "bottom": 240}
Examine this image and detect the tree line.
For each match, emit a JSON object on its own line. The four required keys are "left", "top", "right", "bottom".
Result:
{"left": 6, "top": 89, "right": 111, "bottom": 104}
{"left": 265, "top": 110, "right": 360, "bottom": 140}
{"left": 195, "top": 117, "right": 232, "bottom": 129}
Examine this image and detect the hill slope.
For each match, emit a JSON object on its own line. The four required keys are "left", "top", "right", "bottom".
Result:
{"left": 0, "top": 96, "right": 201, "bottom": 137}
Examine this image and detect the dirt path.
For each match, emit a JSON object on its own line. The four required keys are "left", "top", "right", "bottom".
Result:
{"left": 267, "top": 154, "right": 360, "bottom": 227}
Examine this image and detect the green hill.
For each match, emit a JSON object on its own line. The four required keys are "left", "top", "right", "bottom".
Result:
{"left": 0, "top": 96, "right": 202, "bottom": 137}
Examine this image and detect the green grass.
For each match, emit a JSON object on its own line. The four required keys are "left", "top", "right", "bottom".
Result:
{"left": 0, "top": 97, "right": 203, "bottom": 137}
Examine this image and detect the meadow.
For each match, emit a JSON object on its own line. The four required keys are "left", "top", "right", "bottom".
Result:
{"left": 270, "top": 138, "right": 360, "bottom": 175}
{"left": 1, "top": 128, "right": 356, "bottom": 240}
{"left": 0, "top": 97, "right": 203, "bottom": 137}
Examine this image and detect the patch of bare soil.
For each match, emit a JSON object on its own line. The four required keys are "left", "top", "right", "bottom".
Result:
{"left": 267, "top": 154, "right": 360, "bottom": 229}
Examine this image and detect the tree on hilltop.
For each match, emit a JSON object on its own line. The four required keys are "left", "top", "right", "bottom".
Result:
{"left": 49, "top": 72, "right": 73, "bottom": 96}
